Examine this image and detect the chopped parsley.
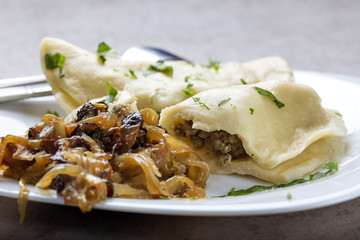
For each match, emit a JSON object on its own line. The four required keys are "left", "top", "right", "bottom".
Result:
{"left": 182, "top": 84, "right": 197, "bottom": 96}
{"left": 151, "top": 92, "right": 159, "bottom": 104}
{"left": 287, "top": 193, "right": 292, "bottom": 200}
{"left": 241, "top": 79, "right": 247, "bottom": 85}
{"left": 202, "top": 58, "right": 221, "bottom": 72}
{"left": 124, "top": 69, "right": 137, "bottom": 79}
{"left": 253, "top": 87, "right": 285, "bottom": 109}
{"left": 218, "top": 97, "right": 231, "bottom": 106}
{"left": 144, "top": 60, "right": 173, "bottom": 77}
{"left": 184, "top": 75, "right": 204, "bottom": 82}
{"left": 97, "top": 42, "right": 118, "bottom": 64}
{"left": 104, "top": 82, "right": 118, "bottom": 103}
{"left": 192, "top": 96, "right": 210, "bottom": 110}
{"left": 44, "top": 52, "right": 66, "bottom": 78}
{"left": 192, "top": 96, "right": 200, "bottom": 102}
{"left": 46, "top": 110, "right": 60, "bottom": 117}
{"left": 218, "top": 162, "right": 338, "bottom": 197}
{"left": 335, "top": 112, "right": 343, "bottom": 117}
{"left": 159, "top": 196, "right": 170, "bottom": 200}
{"left": 249, "top": 108, "right": 255, "bottom": 115}
{"left": 309, "top": 161, "right": 338, "bottom": 180}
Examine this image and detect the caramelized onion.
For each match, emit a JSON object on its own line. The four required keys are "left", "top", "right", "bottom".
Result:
{"left": 140, "top": 108, "right": 159, "bottom": 126}
{"left": 111, "top": 150, "right": 161, "bottom": 195}
{"left": 36, "top": 164, "right": 107, "bottom": 212}
{"left": 112, "top": 183, "right": 149, "bottom": 198}
{"left": 18, "top": 179, "right": 29, "bottom": 224}
{"left": 0, "top": 99, "right": 210, "bottom": 214}
{"left": 160, "top": 175, "right": 206, "bottom": 198}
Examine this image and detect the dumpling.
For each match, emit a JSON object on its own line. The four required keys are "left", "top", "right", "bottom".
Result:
{"left": 159, "top": 80, "right": 347, "bottom": 183}
{"left": 40, "top": 37, "right": 294, "bottom": 113}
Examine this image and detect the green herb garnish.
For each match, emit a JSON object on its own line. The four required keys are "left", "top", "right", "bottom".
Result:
{"left": 309, "top": 161, "right": 338, "bottom": 180}
{"left": 97, "top": 42, "right": 118, "bottom": 64}
{"left": 192, "top": 96, "right": 200, "bottom": 102}
{"left": 287, "top": 193, "right": 292, "bottom": 200}
{"left": 241, "top": 79, "right": 247, "bottom": 85}
{"left": 218, "top": 162, "right": 338, "bottom": 197}
{"left": 249, "top": 108, "right": 255, "bottom": 115}
{"left": 44, "top": 52, "right": 66, "bottom": 78}
{"left": 253, "top": 87, "right": 285, "bottom": 108}
{"left": 200, "top": 102, "right": 210, "bottom": 110}
{"left": 192, "top": 97, "right": 210, "bottom": 110}
{"left": 46, "top": 110, "right": 60, "bottom": 117}
{"left": 144, "top": 60, "right": 173, "bottom": 77}
{"left": 151, "top": 92, "right": 159, "bottom": 104}
{"left": 124, "top": 69, "right": 137, "bottom": 79}
{"left": 182, "top": 84, "right": 197, "bottom": 96}
{"left": 159, "top": 196, "right": 170, "bottom": 200}
{"left": 335, "top": 112, "right": 343, "bottom": 117}
{"left": 202, "top": 58, "right": 221, "bottom": 72}
{"left": 184, "top": 74, "right": 204, "bottom": 82}
{"left": 104, "top": 82, "right": 118, "bottom": 103}
{"left": 218, "top": 97, "right": 231, "bottom": 106}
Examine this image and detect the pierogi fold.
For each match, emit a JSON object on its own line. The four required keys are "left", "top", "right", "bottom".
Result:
{"left": 159, "top": 80, "right": 347, "bottom": 183}
{"left": 40, "top": 37, "right": 294, "bottom": 113}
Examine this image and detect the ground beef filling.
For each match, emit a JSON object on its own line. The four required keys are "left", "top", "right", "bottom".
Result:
{"left": 174, "top": 121, "right": 248, "bottom": 166}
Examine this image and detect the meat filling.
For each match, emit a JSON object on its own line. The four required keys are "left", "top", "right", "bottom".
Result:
{"left": 174, "top": 121, "right": 248, "bottom": 166}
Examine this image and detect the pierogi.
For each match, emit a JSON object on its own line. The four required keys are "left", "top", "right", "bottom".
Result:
{"left": 40, "top": 38, "right": 294, "bottom": 113}
{"left": 159, "top": 80, "right": 347, "bottom": 183}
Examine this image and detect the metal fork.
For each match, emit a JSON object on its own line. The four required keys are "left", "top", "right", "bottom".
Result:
{"left": 0, "top": 46, "right": 185, "bottom": 103}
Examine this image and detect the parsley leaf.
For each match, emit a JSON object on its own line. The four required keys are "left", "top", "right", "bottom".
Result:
{"left": 124, "top": 69, "right": 137, "bottom": 79}
{"left": 182, "top": 84, "right": 197, "bottom": 96}
{"left": 46, "top": 110, "right": 60, "bottom": 117}
{"left": 309, "top": 161, "right": 338, "bottom": 180}
{"left": 253, "top": 87, "right": 285, "bottom": 108}
{"left": 192, "top": 97, "right": 210, "bottom": 110}
{"left": 249, "top": 108, "right": 255, "bottom": 115}
{"left": 44, "top": 52, "right": 66, "bottom": 78}
{"left": 202, "top": 58, "right": 221, "bottom": 72}
{"left": 218, "top": 97, "right": 231, "bottom": 106}
{"left": 287, "top": 193, "right": 292, "bottom": 200}
{"left": 104, "top": 82, "right": 118, "bottom": 103}
{"left": 144, "top": 60, "right": 173, "bottom": 77}
{"left": 241, "top": 79, "right": 247, "bottom": 85}
{"left": 335, "top": 112, "right": 343, "bottom": 117}
{"left": 184, "top": 75, "right": 204, "bottom": 82}
{"left": 192, "top": 96, "right": 200, "bottom": 102}
{"left": 151, "top": 92, "right": 159, "bottom": 104}
{"left": 97, "top": 42, "right": 118, "bottom": 64}
{"left": 218, "top": 162, "right": 338, "bottom": 197}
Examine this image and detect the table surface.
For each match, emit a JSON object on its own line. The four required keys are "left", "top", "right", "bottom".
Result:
{"left": 1, "top": 0, "right": 360, "bottom": 239}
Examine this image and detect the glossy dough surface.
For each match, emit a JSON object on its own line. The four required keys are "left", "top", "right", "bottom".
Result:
{"left": 159, "top": 81, "right": 347, "bottom": 183}
{"left": 40, "top": 38, "right": 294, "bottom": 113}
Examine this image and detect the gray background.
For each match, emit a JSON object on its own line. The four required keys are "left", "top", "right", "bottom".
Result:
{"left": 1, "top": 0, "right": 360, "bottom": 239}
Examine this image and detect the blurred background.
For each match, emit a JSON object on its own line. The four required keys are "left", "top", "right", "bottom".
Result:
{"left": 0, "top": 0, "right": 359, "bottom": 79}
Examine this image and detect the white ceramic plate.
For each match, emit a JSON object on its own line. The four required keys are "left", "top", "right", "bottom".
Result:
{"left": 0, "top": 70, "right": 360, "bottom": 216}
